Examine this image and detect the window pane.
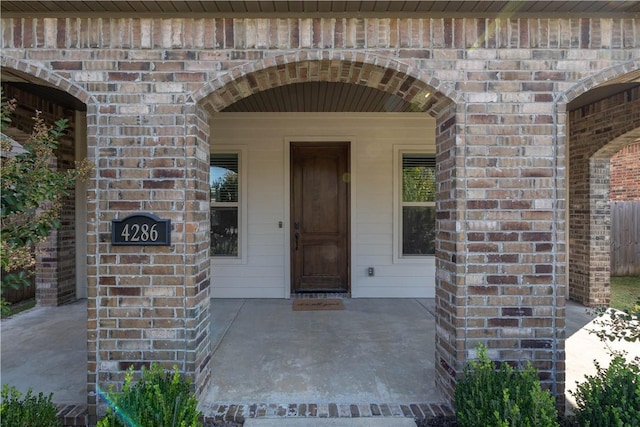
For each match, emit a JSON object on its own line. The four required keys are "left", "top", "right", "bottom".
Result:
{"left": 211, "top": 154, "right": 238, "bottom": 203}
{"left": 402, "top": 154, "right": 436, "bottom": 203}
{"left": 210, "top": 153, "right": 240, "bottom": 257}
{"left": 211, "top": 207, "right": 238, "bottom": 256}
{"left": 402, "top": 206, "right": 436, "bottom": 256}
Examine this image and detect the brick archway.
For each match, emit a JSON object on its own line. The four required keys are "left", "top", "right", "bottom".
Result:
{"left": 193, "top": 52, "right": 458, "bottom": 116}
{"left": 560, "top": 61, "right": 640, "bottom": 306}
{"left": 558, "top": 60, "right": 640, "bottom": 106}
{"left": 193, "top": 52, "right": 466, "bottom": 402}
{"left": 1, "top": 57, "right": 95, "bottom": 106}
{"left": 0, "top": 61, "right": 95, "bottom": 307}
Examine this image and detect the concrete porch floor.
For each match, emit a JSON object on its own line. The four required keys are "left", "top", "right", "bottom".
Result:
{"left": 2, "top": 296, "right": 629, "bottom": 423}
{"left": 197, "top": 298, "right": 452, "bottom": 423}
{"left": 203, "top": 298, "right": 441, "bottom": 405}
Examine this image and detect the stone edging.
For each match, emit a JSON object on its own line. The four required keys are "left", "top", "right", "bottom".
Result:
{"left": 200, "top": 402, "right": 455, "bottom": 424}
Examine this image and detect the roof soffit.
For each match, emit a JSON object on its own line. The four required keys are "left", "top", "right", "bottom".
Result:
{"left": 2, "top": 1, "right": 639, "bottom": 18}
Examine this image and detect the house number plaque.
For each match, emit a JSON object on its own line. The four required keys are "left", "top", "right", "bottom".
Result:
{"left": 111, "top": 213, "right": 171, "bottom": 246}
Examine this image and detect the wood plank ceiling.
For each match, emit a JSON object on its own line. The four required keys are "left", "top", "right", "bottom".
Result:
{"left": 2, "top": 1, "right": 638, "bottom": 16}
{"left": 222, "top": 82, "right": 417, "bottom": 112}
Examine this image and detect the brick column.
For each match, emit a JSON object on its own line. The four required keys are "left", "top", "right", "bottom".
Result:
{"left": 435, "top": 92, "right": 567, "bottom": 403}
{"left": 433, "top": 103, "right": 466, "bottom": 401}
{"left": 88, "top": 98, "right": 210, "bottom": 416}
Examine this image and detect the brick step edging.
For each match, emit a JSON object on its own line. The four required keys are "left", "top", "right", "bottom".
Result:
{"left": 57, "top": 404, "right": 89, "bottom": 427}
{"left": 201, "top": 402, "right": 455, "bottom": 424}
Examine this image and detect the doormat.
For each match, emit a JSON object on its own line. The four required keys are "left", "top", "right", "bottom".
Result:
{"left": 292, "top": 299, "right": 344, "bottom": 311}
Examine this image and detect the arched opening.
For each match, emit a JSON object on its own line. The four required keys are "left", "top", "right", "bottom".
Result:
{"left": 0, "top": 66, "right": 89, "bottom": 407}
{"left": 1, "top": 68, "right": 88, "bottom": 304}
{"left": 567, "top": 71, "right": 640, "bottom": 307}
{"left": 563, "top": 66, "right": 640, "bottom": 407}
{"left": 194, "top": 55, "right": 462, "bottom": 413}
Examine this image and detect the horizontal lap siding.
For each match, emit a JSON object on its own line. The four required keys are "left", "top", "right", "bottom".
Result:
{"left": 211, "top": 118, "right": 285, "bottom": 298}
{"left": 210, "top": 113, "right": 436, "bottom": 298}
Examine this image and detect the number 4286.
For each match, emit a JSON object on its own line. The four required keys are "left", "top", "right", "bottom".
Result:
{"left": 120, "top": 223, "right": 159, "bottom": 242}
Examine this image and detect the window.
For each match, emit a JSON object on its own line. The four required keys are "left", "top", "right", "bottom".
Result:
{"left": 210, "top": 153, "right": 240, "bottom": 257}
{"left": 398, "top": 152, "right": 436, "bottom": 258}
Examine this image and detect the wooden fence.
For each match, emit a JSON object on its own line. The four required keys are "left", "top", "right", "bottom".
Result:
{"left": 611, "top": 201, "right": 640, "bottom": 276}
{"left": 1, "top": 268, "right": 36, "bottom": 304}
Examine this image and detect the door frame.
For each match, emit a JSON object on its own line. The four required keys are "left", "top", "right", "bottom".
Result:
{"left": 283, "top": 136, "right": 357, "bottom": 298}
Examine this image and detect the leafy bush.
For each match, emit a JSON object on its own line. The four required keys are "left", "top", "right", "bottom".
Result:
{"left": 97, "top": 363, "right": 203, "bottom": 427}
{"left": 454, "top": 345, "right": 559, "bottom": 427}
{"left": 571, "top": 354, "right": 640, "bottom": 427}
{"left": 590, "top": 298, "right": 640, "bottom": 344}
{"left": 0, "top": 384, "right": 61, "bottom": 427}
{"left": 0, "top": 92, "right": 92, "bottom": 313}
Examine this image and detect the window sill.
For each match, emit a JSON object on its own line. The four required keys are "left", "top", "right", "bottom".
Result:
{"left": 393, "top": 256, "right": 436, "bottom": 265}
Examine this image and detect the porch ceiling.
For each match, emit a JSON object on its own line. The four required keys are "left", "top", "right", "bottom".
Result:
{"left": 222, "top": 82, "right": 417, "bottom": 113}
{"left": 2, "top": 1, "right": 638, "bottom": 17}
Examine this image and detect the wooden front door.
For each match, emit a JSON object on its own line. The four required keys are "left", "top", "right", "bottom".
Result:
{"left": 291, "top": 142, "right": 350, "bottom": 293}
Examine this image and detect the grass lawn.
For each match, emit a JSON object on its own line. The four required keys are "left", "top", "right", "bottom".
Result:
{"left": 610, "top": 275, "right": 640, "bottom": 312}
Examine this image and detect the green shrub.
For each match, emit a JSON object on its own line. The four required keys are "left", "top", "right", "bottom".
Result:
{"left": 571, "top": 354, "right": 640, "bottom": 427}
{"left": 97, "top": 363, "right": 203, "bottom": 427}
{"left": 0, "top": 384, "right": 61, "bottom": 427}
{"left": 454, "top": 345, "right": 559, "bottom": 427}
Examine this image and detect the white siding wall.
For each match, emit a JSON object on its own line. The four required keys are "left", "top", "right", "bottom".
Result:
{"left": 210, "top": 113, "right": 436, "bottom": 298}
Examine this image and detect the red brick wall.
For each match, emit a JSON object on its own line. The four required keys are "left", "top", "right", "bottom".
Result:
{"left": 611, "top": 142, "right": 640, "bottom": 201}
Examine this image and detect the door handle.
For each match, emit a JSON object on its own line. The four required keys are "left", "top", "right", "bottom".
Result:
{"left": 294, "top": 232, "right": 299, "bottom": 250}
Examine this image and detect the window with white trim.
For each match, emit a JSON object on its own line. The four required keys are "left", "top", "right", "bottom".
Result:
{"left": 210, "top": 153, "right": 240, "bottom": 258}
{"left": 399, "top": 152, "right": 436, "bottom": 257}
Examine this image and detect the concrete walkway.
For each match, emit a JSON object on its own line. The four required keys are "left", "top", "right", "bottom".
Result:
{"left": 565, "top": 305, "right": 640, "bottom": 409}
{"left": 2, "top": 297, "right": 631, "bottom": 423}
{"left": 0, "top": 299, "right": 87, "bottom": 404}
